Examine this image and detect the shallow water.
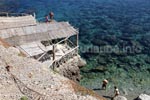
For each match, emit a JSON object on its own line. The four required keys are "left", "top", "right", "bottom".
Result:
{"left": 1, "top": 0, "right": 150, "bottom": 98}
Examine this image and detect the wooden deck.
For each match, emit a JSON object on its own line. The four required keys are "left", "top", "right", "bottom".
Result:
{"left": 49, "top": 46, "right": 78, "bottom": 69}
{"left": 0, "top": 14, "right": 79, "bottom": 69}
{"left": 17, "top": 40, "right": 78, "bottom": 69}
{"left": 0, "top": 22, "right": 78, "bottom": 46}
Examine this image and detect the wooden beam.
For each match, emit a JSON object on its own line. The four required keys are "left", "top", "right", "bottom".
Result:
{"left": 76, "top": 32, "right": 79, "bottom": 54}
{"left": 53, "top": 45, "right": 56, "bottom": 60}
{"left": 76, "top": 32, "right": 79, "bottom": 46}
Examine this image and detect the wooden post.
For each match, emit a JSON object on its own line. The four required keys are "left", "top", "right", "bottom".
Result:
{"left": 6, "top": 13, "right": 8, "bottom": 17}
{"left": 53, "top": 45, "right": 55, "bottom": 60}
{"left": 76, "top": 32, "right": 79, "bottom": 54}
{"left": 65, "top": 38, "right": 67, "bottom": 46}
{"left": 76, "top": 32, "right": 79, "bottom": 46}
{"left": 33, "top": 12, "right": 36, "bottom": 18}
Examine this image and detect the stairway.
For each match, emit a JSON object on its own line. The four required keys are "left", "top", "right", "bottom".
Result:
{"left": 12, "top": 74, "right": 46, "bottom": 100}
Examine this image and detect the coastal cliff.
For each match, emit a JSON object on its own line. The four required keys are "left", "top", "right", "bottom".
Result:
{"left": 0, "top": 45, "right": 105, "bottom": 100}
{"left": 55, "top": 55, "right": 86, "bottom": 82}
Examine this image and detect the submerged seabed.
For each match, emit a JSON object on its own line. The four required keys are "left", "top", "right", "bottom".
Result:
{"left": 1, "top": 0, "right": 150, "bottom": 98}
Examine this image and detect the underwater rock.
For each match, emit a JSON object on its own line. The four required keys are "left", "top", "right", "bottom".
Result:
{"left": 111, "top": 52, "right": 127, "bottom": 57}
{"left": 139, "top": 36, "right": 150, "bottom": 47}
{"left": 118, "top": 57, "right": 130, "bottom": 64}
{"left": 142, "top": 47, "right": 150, "bottom": 54}
{"left": 119, "top": 36, "right": 133, "bottom": 41}
{"left": 103, "top": 35, "right": 118, "bottom": 45}
{"left": 143, "top": 88, "right": 150, "bottom": 94}
{"left": 122, "top": 88, "right": 128, "bottom": 96}
{"left": 129, "top": 88, "right": 134, "bottom": 92}
{"left": 97, "top": 57, "right": 107, "bottom": 65}
{"left": 146, "top": 68, "right": 150, "bottom": 73}
{"left": 89, "top": 66, "right": 107, "bottom": 73}
{"left": 91, "top": 39, "right": 108, "bottom": 46}
{"left": 145, "top": 58, "right": 150, "bottom": 64}
{"left": 135, "top": 94, "right": 150, "bottom": 100}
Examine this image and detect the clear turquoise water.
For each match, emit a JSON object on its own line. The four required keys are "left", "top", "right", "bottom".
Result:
{"left": 1, "top": 0, "right": 150, "bottom": 95}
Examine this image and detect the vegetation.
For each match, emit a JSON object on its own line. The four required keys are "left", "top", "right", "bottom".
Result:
{"left": 20, "top": 96, "right": 28, "bottom": 100}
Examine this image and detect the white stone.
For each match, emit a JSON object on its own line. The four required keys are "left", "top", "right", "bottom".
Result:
{"left": 137, "top": 94, "right": 150, "bottom": 100}
{"left": 114, "top": 96, "right": 127, "bottom": 100}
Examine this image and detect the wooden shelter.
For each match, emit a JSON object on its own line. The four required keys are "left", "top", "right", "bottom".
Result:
{"left": 0, "top": 13, "right": 79, "bottom": 69}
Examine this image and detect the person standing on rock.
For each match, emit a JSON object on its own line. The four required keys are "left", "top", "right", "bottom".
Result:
{"left": 113, "top": 86, "right": 120, "bottom": 99}
{"left": 45, "top": 15, "right": 49, "bottom": 23}
{"left": 102, "top": 79, "right": 108, "bottom": 90}
{"left": 49, "top": 11, "right": 54, "bottom": 21}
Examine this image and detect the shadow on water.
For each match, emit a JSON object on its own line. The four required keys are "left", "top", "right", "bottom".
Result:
{"left": 103, "top": 96, "right": 112, "bottom": 100}
{"left": 93, "top": 88, "right": 113, "bottom": 100}
{"left": 93, "top": 88, "right": 103, "bottom": 91}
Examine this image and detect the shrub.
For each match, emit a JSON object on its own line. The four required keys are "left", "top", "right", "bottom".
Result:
{"left": 20, "top": 96, "right": 28, "bottom": 100}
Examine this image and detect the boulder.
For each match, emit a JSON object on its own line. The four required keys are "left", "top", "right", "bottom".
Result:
{"left": 122, "top": 88, "right": 128, "bottom": 96}
{"left": 114, "top": 96, "right": 127, "bottom": 100}
{"left": 135, "top": 94, "right": 150, "bottom": 100}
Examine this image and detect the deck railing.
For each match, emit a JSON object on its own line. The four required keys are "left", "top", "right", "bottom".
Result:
{"left": 50, "top": 46, "right": 78, "bottom": 69}
{"left": 37, "top": 36, "right": 77, "bottom": 58}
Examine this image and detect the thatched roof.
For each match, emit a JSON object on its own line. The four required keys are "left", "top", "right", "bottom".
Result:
{"left": 0, "top": 15, "right": 36, "bottom": 29}
{"left": 0, "top": 16, "right": 78, "bottom": 46}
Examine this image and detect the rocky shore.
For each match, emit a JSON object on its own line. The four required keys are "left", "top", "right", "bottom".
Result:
{"left": 95, "top": 88, "right": 150, "bottom": 100}
{"left": 56, "top": 55, "right": 86, "bottom": 82}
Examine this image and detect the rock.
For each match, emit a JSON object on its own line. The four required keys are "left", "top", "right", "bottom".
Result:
{"left": 78, "top": 57, "right": 86, "bottom": 67}
{"left": 114, "top": 96, "right": 127, "bottom": 100}
{"left": 7, "top": 47, "right": 20, "bottom": 55}
{"left": 143, "top": 88, "right": 150, "bottom": 94}
{"left": 129, "top": 88, "right": 134, "bottom": 91}
{"left": 140, "top": 36, "right": 150, "bottom": 47}
{"left": 122, "top": 88, "right": 128, "bottom": 96}
{"left": 91, "top": 39, "right": 108, "bottom": 46}
{"left": 119, "top": 36, "right": 133, "bottom": 41}
{"left": 97, "top": 57, "right": 107, "bottom": 65}
{"left": 89, "top": 66, "right": 107, "bottom": 73}
{"left": 135, "top": 94, "right": 150, "bottom": 100}
{"left": 145, "top": 57, "right": 150, "bottom": 64}
{"left": 103, "top": 35, "right": 118, "bottom": 45}
{"left": 57, "top": 56, "right": 82, "bottom": 82}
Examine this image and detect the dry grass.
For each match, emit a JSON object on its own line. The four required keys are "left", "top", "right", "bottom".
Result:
{"left": 0, "top": 37, "right": 11, "bottom": 48}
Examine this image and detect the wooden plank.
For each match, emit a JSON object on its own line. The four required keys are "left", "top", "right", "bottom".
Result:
{"left": 19, "top": 42, "right": 45, "bottom": 56}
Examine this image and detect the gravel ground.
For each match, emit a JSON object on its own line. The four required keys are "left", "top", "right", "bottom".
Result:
{"left": 0, "top": 45, "right": 105, "bottom": 100}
